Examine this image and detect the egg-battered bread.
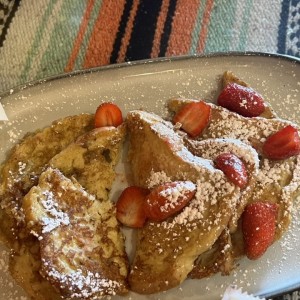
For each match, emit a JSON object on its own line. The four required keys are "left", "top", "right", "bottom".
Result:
{"left": 168, "top": 97, "right": 300, "bottom": 279}
{"left": 1, "top": 118, "right": 128, "bottom": 299}
{"left": 126, "top": 110, "right": 260, "bottom": 294}
{"left": 49, "top": 124, "right": 127, "bottom": 201}
{"left": 22, "top": 167, "right": 128, "bottom": 298}
{"left": 0, "top": 114, "right": 94, "bottom": 245}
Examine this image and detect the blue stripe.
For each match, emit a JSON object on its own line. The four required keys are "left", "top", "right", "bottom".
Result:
{"left": 125, "top": 0, "right": 163, "bottom": 61}
{"left": 110, "top": 0, "right": 134, "bottom": 63}
{"left": 277, "top": 0, "right": 291, "bottom": 54}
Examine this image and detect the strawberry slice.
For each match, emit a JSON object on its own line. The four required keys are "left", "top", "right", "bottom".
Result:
{"left": 217, "top": 83, "right": 265, "bottom": 117}
{"left": 214, "top": 153, "right": 248, "bottom": 188}
{"left": 242, "top": 202, "right": 278, "bottom": 260}
{"left": 262, "top": 125, "right": 300, "bottom": 160}
{"left": 94, "top": 102, "right": 123, "bottom": 128}
{"left": 116, "top": 186, "right": 149, "bottom": 228}
{"left": 173, "top": 101, "right": 211, "bottom": 138}
{"left": 144, "top": 181, "right": 196, "bottom": 222}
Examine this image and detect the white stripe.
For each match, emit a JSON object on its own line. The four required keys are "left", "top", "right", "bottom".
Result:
{"left": 229, "top": 0, "right": 246, "bottom": 51}
{"left": 25, "top": 0, "right": 64, "bottom": 80}
{"left": 0, "top": 0, "right": 51, "bottom": 91}
{"left": 245, "top": 0, "right": 282, "bottom": 53}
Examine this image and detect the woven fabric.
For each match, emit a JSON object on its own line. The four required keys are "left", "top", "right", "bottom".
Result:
{"left": 0, "top": 0, "right": 299, "bottom": 92}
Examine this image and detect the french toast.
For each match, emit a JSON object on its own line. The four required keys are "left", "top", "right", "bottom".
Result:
{"left": 22, "top": 167, "right": 128, "bottom": 298}
{"left": 49, "top": 124, "right": 127, "bottom": 201}
{"left": 126, "top": 110, "right": 259, "bottom": 294}
{"left": 4, "top": 121, "right": 128, "bottom": 299}
{"left": 9, "top": 237, "right": 62, "bottom": 300}
{"left": 0, "top": 114, "right": 94, "bottom": 246}
{"left": 168, "top": 97, "right": 300, "bottom": 279}
{"left": 169, "top": 98, "right": 300, "bottom": 238}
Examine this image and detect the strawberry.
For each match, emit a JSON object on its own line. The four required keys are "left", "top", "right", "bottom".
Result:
{"left": 173, "top": 101, "right": 211, "bottom": 138}
{"left": 217, "top": 83, "right": 265, "bottom": 117}
{"left": 262, "top": 125, "right": 300, "bottom": 160}
{"left": 214, "top": 153, "right": 248, "bottom": 188}
{"left": 116, "top": 186, "right": 149, "bottom": 228}
{"left": 242, "top": 202, "right": 278, "bottom": 260}
{"left": 144, "top": 181, "right": 196, "bottom": 222}
{"left": 94, "top": 102, "right": 123, "bottom": 128}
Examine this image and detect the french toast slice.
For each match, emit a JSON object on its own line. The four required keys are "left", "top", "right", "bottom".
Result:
{"left": 168, "top": 97, "right": 300, "bottom": 278}
{"left": 49, "top": 124, "right": 126, "bottom": 201}
{"left": 125, "top": 110, "right": 254, "bottom": 294}
{"left": 185, "top": 137, "right": 259, "bottom": 232}
{"left": 169, "top": 98, "right": 300, "bottom": 237}
{"left": 10, "top": 124, "right": 128, "bottom": 299}
{"left": 9, "top": 237, "right": 62, "bottom": 300}
{"left": 22, "top": 167, "right": 128, "bottom": 298}
{"left": 0, "top": 114, "right": 94, "bottom": 245}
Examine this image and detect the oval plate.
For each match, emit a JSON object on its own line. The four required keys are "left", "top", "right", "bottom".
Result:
{"left": 0, "top": 52, "right": 300, "bottom": 300}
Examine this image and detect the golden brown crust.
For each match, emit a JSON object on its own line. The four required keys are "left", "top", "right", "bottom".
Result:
{"left": 168, "top": 97, "right": 300, "bottom": 280}
{"left": 22, "top": 168, "right": 129, "bottom": 298}
{"left": 0, "top": 116, "right": 128, "bottom": 299}
{"left": 0, "top": 114, "right": 94, "bottom": 245}
{"left": 126, "top": 110, "right": 240, "bottom": 294}
{"left": 49, "top": 124, "right": 127, "bottom": 201}
{"left": 189, "top": 228, "right": 234, "bottom": 279}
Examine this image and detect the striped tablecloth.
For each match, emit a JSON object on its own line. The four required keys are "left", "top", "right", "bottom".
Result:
{"left": 0, "top": 1, "right": 300, "bottom": 299}
{"left": 0, "top": 0, "right": 299, "bottom": 93}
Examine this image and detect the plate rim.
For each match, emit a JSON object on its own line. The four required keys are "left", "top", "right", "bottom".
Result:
{"left": 0, "top": 51, "right": 299, "bottom": 100}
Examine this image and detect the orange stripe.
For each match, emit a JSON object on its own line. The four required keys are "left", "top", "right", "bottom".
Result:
{"left": 197, "top": 0, "right": 214, "bottom": 53}
{"left": 83, "top": 0, "right": 125, "bottom": 68}
{"left": 65, "top": 0, "right": 96, "bottom": 72}
{"left": 166, "top": 0, "right": 201, "bottom": 56}
{"left": 150, "top": 0, "right": 170, "bottom": 58}
{"left": 117, "top": 0, "right": 139, "bottom": 63}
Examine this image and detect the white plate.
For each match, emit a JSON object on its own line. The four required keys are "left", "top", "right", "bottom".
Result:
{"left": 0, "top": 53, "right": 300, "bottom": 300}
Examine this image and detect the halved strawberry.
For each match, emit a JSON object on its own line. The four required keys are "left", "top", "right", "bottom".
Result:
{"left": 144, "top": 181, "right": 196, "bottom": 222}
{"left": 242, "top": 202, "right": 278, "bottom": 260}
{"left": 262, "top": 125, "right": 300, "bottom": 160}
{"left": 214, "top": 153, "right": 248, "bottom": 188}
{"left": 116, "top": 186, "right": 149, "bottom": 228}
{"left": 217, "top": 83, "right": 265, "bottom": 117}
{"left": 173, "top": 101, "right": 211, "bottom": 138}
{"left": 94, "top": 102, "right": 123, "bottom": 128}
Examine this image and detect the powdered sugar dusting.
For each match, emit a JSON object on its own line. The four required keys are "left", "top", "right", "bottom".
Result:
{"left": 147, "top": 170, "right": 171, "bottom": 188}
{"left": 206, "top": 104, "right": 297, "bottom": 145}
{"left": 46, "top": 267, "right": 120, "bottom": 299}
{"left": 40, "top": 191, "right": 70, "bottom": 233}
{"left": 158, "top": 181, "right": 196, "bottom": 213}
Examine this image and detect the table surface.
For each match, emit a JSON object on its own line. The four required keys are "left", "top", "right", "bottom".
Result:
{"left": 0, "top": 0, "right": 300, "bottom": 299}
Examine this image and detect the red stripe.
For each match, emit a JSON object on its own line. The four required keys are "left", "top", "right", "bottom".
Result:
{"left": 166, "top": 0, "right": 201, "bottom": 56}
{"left": 151, "top": 0, "right": 170, "bottom": 58}
{"left": 83, "top": 0, "right": 126, "bottom": 68}
{"left": 117, "top": 0, "right": 140, "bottom": 63}
{"left": 65, "top": 0, "right": 96, "bottom": 72}
{"left": 197, "top": 0, "right": 214, "bottom": 53}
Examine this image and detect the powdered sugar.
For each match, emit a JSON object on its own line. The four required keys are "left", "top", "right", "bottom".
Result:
{"left": 40, "top": 191, "right": 70, "bottom": 233}
{"left": 46, "top": 267, "right": 120, "bottom": 299}
{"left": 147, "top": 170, "right": 171, "bottom": 188}
{"left": 158, "top": 181, "right": 196, "bottom": 213}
